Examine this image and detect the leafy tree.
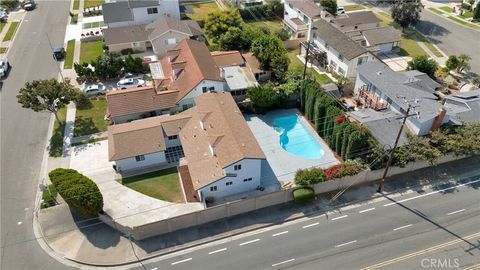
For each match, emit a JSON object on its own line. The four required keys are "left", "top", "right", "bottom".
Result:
{"left": 74, "top": 62, "right": 95, "bottom": 81}
{"left": 92, "top": 52, "right": 124, "bottom": 80}
{"left": 390, "top": 0, "right": 423, "bottom": 30}
{"left": 49, "top": 168, "right": 103, "bottom": 218}
{"left": 123, "top": 54, "right": 146, "bottom": 74}
{"left": 218, "top": 27, "right": 246, "bottom": 51}
{"left": 270, "top": 54, "right": 290, "bottom": 82}
{"left": 16, "top": 79, "right": 77, "bottom": 122}
{"left": 204, "top": 9, "right": 244, "bottom": 42}
{"left": 345, "top": 131, "right": 367, "bottom": 160}
{"left": 443, "top": 122, "right": 480, "bottom": 156}
{"left": 275, "top": 28, "right": 291, "bottom": 41}
{"left": 320, "top": 0, "right": 338, "bottom": 16}
{"left": 0, "top": 0, "right": 17, "bottom": 9}
{"left": 247, "top": 83, "right": 280, "bottom": 113}
{"left": 74, "top": 90, "right": 92, "bottom": 110}
{"left": 445, "top": 55, "right": 460, "bottom": 71}
{"left": 406, "top": 134, "right": 443, "bottom": 165}
{"left": 474, "top": 2, "right": 480, "bottom": 20}
{"left": 471, "top": 76, "right": 480, "bottom": 87}
{"left": 456, "top": 54, "right": 471, "bottom": 73}
{"left": 406, "top": 55, "right": 438, "bottom": 79}
{"left": 251, "top": 34, "right": 287, "bottom": 70}
{"left": 277, "top": 71, "right": 302, "bottom": 98}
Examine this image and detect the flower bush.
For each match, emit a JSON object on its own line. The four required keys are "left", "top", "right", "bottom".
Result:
{"left": 295, "top": 160, "right": 365, "bottom": 185}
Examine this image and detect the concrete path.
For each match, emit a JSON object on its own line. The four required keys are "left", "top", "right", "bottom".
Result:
{"left": 70, "top": 131, "right": 107, "bottom": 144}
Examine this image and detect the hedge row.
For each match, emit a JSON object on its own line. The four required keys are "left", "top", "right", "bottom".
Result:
{"left": 295, "top": 160, "right": 364, "bottom": 186}
{"left": 49, "top": 168, "right": 103, "bottom": 218}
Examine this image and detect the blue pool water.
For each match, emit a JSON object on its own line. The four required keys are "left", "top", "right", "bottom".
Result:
{"left": 273, "top": 114, "right": 324, "bottom": 159}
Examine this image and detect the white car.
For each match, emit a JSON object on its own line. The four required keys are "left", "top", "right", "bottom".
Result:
{"left": 116, "top": 78, "right": 145, "bottom": 89}
{"left": 0, "top": 59, "right": 10, "bottom": 79}
{"left": 120, "top": 72, "right": 143, "bottom": 80}
{"left": 83, "top": 84, "right": 106, "bottom": 96}
{"left": 337, "top": 6, "right": 345, "bottom": 14}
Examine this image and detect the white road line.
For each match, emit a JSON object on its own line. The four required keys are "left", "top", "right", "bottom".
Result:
{"left": 447, "top": 209, "right": 466, "bottom": 216}
{"left": 335, "top": 240, "right": 357, "bottom": 248}
{"left": 331, "top": 215, "right": 348, "bottom": 221}
{"left": 384, "top": 179, "right": 480, "bottom": 207}
{"left": 239, "top": 238, "right": 260, "bottom": 246}
{"left": 359, "top": 207, "right": 375, "bottom": 213}
{"left": 150, "top": 268, "right": 158, "bottom": 270}
{"left": 302, "top": 222, "right": 319, "bottom": 228}
{"left": 393, "top": 224, "right": 413, "bottom": 231}
{"left": 272, "top": 231, "right": 289, "bottom": 237}
{"left": 208, "top": 248, "right": 227, "bottom": 255}
{"left": 272, "top": 258, "right": 295, "bottom": 267}
{"left": 171, "top": 258, "right": 192, "bottom": 265}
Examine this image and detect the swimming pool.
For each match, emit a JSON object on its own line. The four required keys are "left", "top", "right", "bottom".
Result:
{"left": 273, "top": 114, "right": 324, "bottom": 159}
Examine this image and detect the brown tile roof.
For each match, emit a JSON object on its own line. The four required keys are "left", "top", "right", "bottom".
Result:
{"left": 211, "top": 51, "right": 245, "bottom": 68}
{"left": 108, "top": 114, "right": 192, "bottom": 161}
{"left": 242, "top": 52, "right": 263, "bottom": 74}
{"left": 179, "top": 92, "right": 265, "bottom": 190}
{"left": 103, "top": 25, "right": 151, "bottom": 46}
{"left": 158, "top": 39, "right": 224, "bottom": 103}
{"left": 146, "top": 16, "right": 203, "bottom": 40}
{"left": 106, "top": 87, "right": 179, "bottom": 118}
{"left": 288, "top": 0, "right": 324, "bottom": 19}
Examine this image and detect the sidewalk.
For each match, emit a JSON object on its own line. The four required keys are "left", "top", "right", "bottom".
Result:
{"left": 0, "top": 10, "right": 25, "bottom": 55}
{"left": 422, "top": 1, "right": 480, "bottom": 31}
{"left": 36, "top": 155, "right": 480, "bottom": 267}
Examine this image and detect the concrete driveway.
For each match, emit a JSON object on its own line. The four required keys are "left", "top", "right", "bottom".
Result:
{"left": 378, "top": 52, "right": 411, "bottom": 72}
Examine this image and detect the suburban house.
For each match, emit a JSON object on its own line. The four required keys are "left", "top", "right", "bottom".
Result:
{"left": 303, "top": 19, "right": 377, "bottom": 78}
{"left": 283, "top": 0, "right": 330, "bottom": 38}
{"left": 102, "top": 0, "right": 180, "bottom": 28}
{"left": 331, "top": 11, "right": 380, "bottom": 32}
{"left": 107, "top": 39, "right": 225, "bottom": 123}
{"left": 443, "top": 89, "right": 480, "bottom": 125}
{"left": 103, "top": 16, "right": 204, "bottom": 56}
{"left": 352, "top": 62, "right": 446, "bottom": 136}
{"left": 108, "top": 92, "right": 266, "bottom": 202}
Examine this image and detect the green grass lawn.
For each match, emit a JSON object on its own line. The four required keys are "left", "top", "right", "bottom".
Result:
{"left": 246, "top": 19, "right": 284, "bottom": 33}
{"left": 49, "top": 107, "right": 67, "bottom": 157}
{"left": 41, "top": 184, "right": 58, "bottom": 209}
{"left": 287, "top": 49, "right": 332, "bottom": 85}
{"left": 0, "top": 47, "right": 7, "bottom": 54}
{"left": 70, "top": 14, "right": 78, "bottom": 24}
{"left": 460, "top": 11, "right": 473, "bottom": 19}
{"left": 408, "top": 29, "right": 443, "bottom": 57}
{"left": 2, "top": 21, "right": 19, "bottom": 42}
{"left": 84, "top": 0, "right": 104, "bottom": 9}
{"left": 72, "top": 0, "right": 80, "bottom": 10}
{"left": 64, "top": 39, "right": 75, "bottom": 69}
{"left": 122, "top": 167, "right": 184, "bottom": 202}
{"left": 448, "top": 16, "right": 480, "bottom": 30}
{"left": 0, "top": 22, "right": 5, "bottom": 33}
{"left": 344, "top": 4, "right": 366, "bottom": 11}
{"left": 185, "top": 2, "right": 220, "bottom": 21}
{"left": 439, "top": 6, "right": 454, "bottom": 13}
{"left": 428, "top": 8, "right": 445, "bottom": 15}
{"left": 74, "top": 99, "right": 109, "bottom": 137}
{"left": 80, "top": 40, "right": 104, "bottom": 64}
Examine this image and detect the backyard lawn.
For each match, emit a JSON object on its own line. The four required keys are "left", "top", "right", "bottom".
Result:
{"left": 288, "top": 49, "right": 332, "bottom": 85}
{"left": 185, "top": 2, "right": 220, "bottom": 21}
{"left": 84, "top": 0, "right": 104, "bottom": 9}
{"left": 63, "top": 39, "right": 75, "bottom": 69}
{"left": 49, "top": 107, "right": 67, "bottom": 157}
{"left": 246, "top": 20, "right": 283, "bottom": 33}
{"left": 122, "top": 167, "right": 184, "bottom": 202}
{"left": 2, "top": 21, "right": 19, "bottom": 42}
{"left": 74, "top": 99, "right": 109, "bottom": 137}
{"left": 80, "top": 40, "right": 104, "bottom": 64}
{"left": 344, "top": 4, "right": 366, "bottom": 11}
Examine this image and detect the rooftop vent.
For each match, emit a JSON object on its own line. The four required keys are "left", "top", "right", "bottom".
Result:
{"left": 377, "top": 71, "right": 383, "bottom": 76}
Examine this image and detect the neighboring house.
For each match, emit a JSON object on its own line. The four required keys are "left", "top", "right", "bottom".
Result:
{"left": 443, "top": 89, "right": 480, "bottom": 125}
{"left": 107, "top": 39, "right": 225, "bottom": 123}
{"left": 331, "top": 11, "right": 380, "bottom": 32}
{"left": 103, "top": 16, "right": 204, "bottom": 56}
{"left": 242, "top": 52, "right": 272, "bottom": 82}
{"left": 304, "top": 19, "right": 376, "bottom": 78}
{"left": 108, "top": 92, "right": 266, "bottom": 202}
{"left": 353, "top": 62, "right": 446, "bottom": 136}
{"left": 283, "top": 0, "right": 330, "bottom": 38}
{"left": 102, "top": 0, "right": 180, "bottom": 28}
{"left": 355, "top": 27, "right": 401, "bottom": 54}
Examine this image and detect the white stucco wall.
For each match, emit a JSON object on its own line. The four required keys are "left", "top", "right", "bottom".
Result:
{"left": 198, "top": 158, "right": 263, "bottom": 200}
{"left": 178, "top": 80, "right": 226, "bottom": 110}
{"left": 376, "top": 43, "right": 394, "bottom": 54}
{"left": 115, "top": 151, "right": 167, "bottom": 171}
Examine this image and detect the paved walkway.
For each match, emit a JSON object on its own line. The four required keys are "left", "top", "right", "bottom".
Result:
{"left": 62, "top": 102, "right": 77, "bottom": 157}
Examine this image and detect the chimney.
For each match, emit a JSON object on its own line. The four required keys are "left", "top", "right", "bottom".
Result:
{"left": 430, "top": 108, "right": 447, "bottom": 132}
{"left": 220, "top": 68, "right": 225, "bottom": 79}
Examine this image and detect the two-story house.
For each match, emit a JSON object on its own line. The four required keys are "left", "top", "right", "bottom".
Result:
{"left": 283, "top": 0, "right": 330, "bottom": 38}
{"left": 102, "top": 0, "right": 180, "bottom": 28}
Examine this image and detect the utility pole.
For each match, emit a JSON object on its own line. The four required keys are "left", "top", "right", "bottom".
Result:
{"left": 124, "top": 232, "right": 147, "bottom": 270}
{"left": 46, "top": 33, "right": 65, "bottom": 82}
{"left": 377, "top": 98, "right": 419, "bottom": 193}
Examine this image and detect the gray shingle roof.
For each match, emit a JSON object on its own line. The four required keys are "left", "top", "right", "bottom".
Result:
{"left": 444, "top": 89, "right": 480, "bottom": 123}
{"left": 332, "top": 11, "right": 379, "bottom": 27}
{"left": 362, "top": 27, "right": 401, "bottom": 46}
{"left": 102, "top": 2, "right": 133, "bottom": 24}
{"left": 288, "top": 0, "right": 325, "bottom": 19}
{"left": 146, "top": 16, "right": 202, "bottom": 40}
{"left": 103, "top": 25, "right": 151, "bottom": 45}
{"left": 127, "top": 0, "right": 159, "bottom": 8}
{"left": 312, "top": 19, "right": 367, "bottom": 60}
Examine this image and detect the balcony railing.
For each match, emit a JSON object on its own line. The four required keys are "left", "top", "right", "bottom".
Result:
{"left": 357, "top": 86, "right": 388, "bottom": 111}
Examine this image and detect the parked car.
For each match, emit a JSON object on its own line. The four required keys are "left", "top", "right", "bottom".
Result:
{"left": 0, "top": 59, "right": 10, "bottom": 79}
{"left": 83, "top": 84, "right": 106, "bottom": 96}
{"left": 120, "top": 72, "right": 142, "bottom": 80}
{"left": 53, "top": 47, "right": 65, "bottom": 61}
{"left": 0, "top": 12, "right": 7, "bottom": 23}
{"left": 24, "top": 0, "right": 36, "bottom": 11}
{"left": 337, "top": 6, "right": 345, "bottom": 14}
{"left": 116, "top": 78, "right": 145, "bottom": 89}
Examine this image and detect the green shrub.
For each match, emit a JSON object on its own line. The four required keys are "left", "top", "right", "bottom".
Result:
{"left": 294, "top": 168, "right": 326, "bottom": 186}
{"left": 49, "top": 168, "right": 103, "bottom": 218}
{"left": 74, "top": 90, "right": 93, "bottom": 109}
{"left": 0, "top": 0, "right": 17, "bottom": 10}
{"left": 41, "top": 184, "right": 58, "bottom": 209}
{"left": 293, "top": 187, "right": 315, "bottom": 204}
{"left": 120, "top": 48, "right": 134, "bottom": 55}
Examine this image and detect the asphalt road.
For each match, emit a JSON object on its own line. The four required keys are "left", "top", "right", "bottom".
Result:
{"left": 416, "top": 9, "right": 480, "bottom": 75}
{"left": 0, "top": 1, "right": 73, "bottom": 270}
{"left": 135, "top": 175, "right": 480, "bottom": 270}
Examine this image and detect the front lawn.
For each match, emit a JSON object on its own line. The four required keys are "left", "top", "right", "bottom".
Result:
{"left": 428, "top": 8, "right": 445, "bottom": 15}
{"left": 246, "top": 19, "right": 283, "bottom": 33}
{"left": 185, "top": 2, "right": 220, "bottom": 21}
{"left": 74, "top": 99, "right": 109, "bottom": 137}
{"left": 49, "top": 107, "right": 67, "bottom": 157}
{"left": 460, "top": 11, "right": 473, "bottom": 19}
{"left": 0, "top": 47, "right": 7, "bottom": 54}
{"left": 122, "top": 167, "right": 184, "bottom": 202}
{"left": 448, "top": 16, "right": 480, "bottom": 30}
{"left": 64, "top": 39, "right": 75, "bottom": 69}
{"left": 0, "top": 22, "right": 6, "bottom": 33}
{"left": 2, "top": 21, "right": 19, "bottom": 42}
{"left": 73, "top": 0, "right": 80, "bottom": 10}
{"left": 84, "top": 0, "right": 104, "bottom": 9}
{"left": 288, "top": 49, "right": 333, "bottom": 84}
{"left": 79, "top": 40, "right": 104, "bottom": 64}
{"left": 407, "top": 29, "right": 443, "bottom": 57}
{"left": 344, "top": 4, "right": 366, "bottom": 11}
{"left": 439, "top": 6, "right": 454, "bottom": 13}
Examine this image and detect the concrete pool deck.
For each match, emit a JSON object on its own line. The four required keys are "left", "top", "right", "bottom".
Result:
{"left": 245, "top": 109, "right": 340, "bottom": 183}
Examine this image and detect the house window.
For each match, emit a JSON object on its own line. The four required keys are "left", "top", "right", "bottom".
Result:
{"left": 135, "top": 155, "right": 145, "bottom": 162}
{"left": 202, "top": 86, "right": 208, "bottom": 93}
{"left": 243, "top": 178, "right": 252, "bottom": 182}
{"left": 338, "top": 55, "right": 344, "bottom": 62}
{"left": 338, "top": 67, "right": 346, "bottom": 76}
{"left": 164, "top": 38, "right": 178, "bottom": 45}
{"left": 210, "top": 186, "right": 217, "bottom": 191}
{"left": 132, "top": 42, "right": 140, "bottom": 48}
{"left": 168, "top": 135, "right": 178, "bottom": 140}
{"left": 147, "top": 7, "right": 158, "bottom": 14}
{"left": 226, "top": 181, "right": 233, "bottom": 186}
{"left": 330, "top": 60, "right": 337, "bottom": 71}
{"left": 234, "top": 164, "right": 242, "bottom": 171}
{"left": 209, "top": 86, "right": 215, "bottom": 91}
{"left": 357, "top": 56, "right": 368, "bottom": 65}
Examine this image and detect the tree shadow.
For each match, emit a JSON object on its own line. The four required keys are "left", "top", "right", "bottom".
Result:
{"left": 49, "top": 122, "right": 66, "bottom": 157}
{"left": 74, "top": 116, "right": 99, "bottom": 137}
{"left": 415, "top": 20, "right": 451, "bottom": 45}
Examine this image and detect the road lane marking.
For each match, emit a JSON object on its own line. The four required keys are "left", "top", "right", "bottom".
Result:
{"left": 335, "top": 240, "right": 357, "bottom": 248}
{"left": 302, "top": 222, "right": 319, "bottom": 228}
{"left": 361, "top": 231, "right": 480, "bottom": 270}
{"left": 239, "top": 238, "right": 260, "bottom": 246}
{"left": 150, "top": 268, "right": 158, "bottom": 270}
{"left": 393, "top": 224, "right": 413, "bottom": 231}
{"left": 272, "top": 258, "right": 295, "bottom": 267}
{"left": 384, "top": 179, "right": 480, "bottom": 207}
{"left": 463, "top": 263, "right": 480, "bottom": 270}
{"left": 272, "top": 231, "right": 289, "bottom": 237}
{"left": 447, "top": 209, "right": 466, "bottom": 216}
{"left": 208, "top": 248, "right": 227, "bottom": 255}
{"left": 171, "top": 258, "right": 192, "bottom": 265}
{"left": 17, "top": 221, "right": 22, "bottom": 225}
{"left": 359, "top": 208, "right": 375, "bottom": 213}
{"left": 331, "top": 215, "right": 348, "bottom": 221}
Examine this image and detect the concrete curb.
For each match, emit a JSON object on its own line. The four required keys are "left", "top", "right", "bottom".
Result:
{"left": 425, "top": 8, "right": 480, "bottom": 32}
